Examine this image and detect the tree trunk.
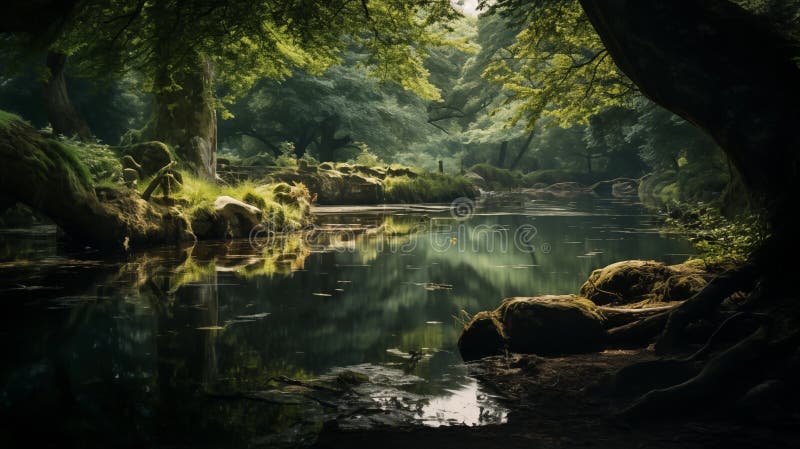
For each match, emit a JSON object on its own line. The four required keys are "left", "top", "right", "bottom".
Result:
{"left": 578, "top": 0, "right": 800, "bottom": 241}
{"left": 42, "top": 52, "right": 92, "bottom": 141}
{"left": 152, "top": 54, "right": 217, "bottom": 180}
{"left": 316, "top": 116, "right": 351, "bottom": 162}
{"left": 508, "top": 129, "right": 536, "bottom": 170}
{"left": 497, "top": 141, "right": 508, "bottom": 167}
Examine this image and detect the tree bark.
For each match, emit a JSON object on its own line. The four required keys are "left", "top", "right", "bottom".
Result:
{"left": 42, "top": 52, "right": 92, "bottom": 142}
{"left": 578, "top": 0, "right": 800, "bottom": 239}
{"left": 508, "top": 129, "right": 536, "bottom": 170}
{"left": 152, "top": 54, "right": 218, "bottom": 180}
{"left": 497, "top": 140, "right": 508, "bottom": 167}
{"left": 316, "top": 116, "right": 351, "bottom": 162}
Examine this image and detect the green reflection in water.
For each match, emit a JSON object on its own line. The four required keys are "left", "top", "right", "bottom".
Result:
{"left": 0, "top": 197, "right": 692, "bottom": 447}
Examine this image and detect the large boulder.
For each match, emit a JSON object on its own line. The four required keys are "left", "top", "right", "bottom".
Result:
{"left": 458, "top": 311, "right": 506, "bottom": 361}
{"left": 118, "top": 141, "right": 172, "bottom": 177}
{"left": 459, "top": 295, "right": 606, "bottom": 360}
{"left": 579, "top": 260, "right": 708, "bottom": 307}
{"left": 498, "top": 295, "right": 606, "bottom": 356}
{"left": 214, "top": 196, "right": 262, "bottom": 237}
{"left": 192, "top": 196, "right": 263, "bottom": 239}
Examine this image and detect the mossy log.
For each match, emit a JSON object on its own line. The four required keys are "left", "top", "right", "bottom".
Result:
{"left": 0, "top": 117, "right": 194, "bottom": 251}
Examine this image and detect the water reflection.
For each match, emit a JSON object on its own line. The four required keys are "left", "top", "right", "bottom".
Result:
{"left": 0, "top": 197, "right": 692, "bottom": 447}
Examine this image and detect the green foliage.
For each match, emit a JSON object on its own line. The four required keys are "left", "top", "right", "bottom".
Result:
{"left": 56, "top": 137, "right": 122, "bottom": 183}
{"left": 55, "top": 0, "right": 461, "bottom": 113}
{"left": 482, "top": 0, "right": 634, "bottom": 131}
{"left": 351, "top": 144, "right": 383, "bottom": 167}
{"left": 640, "top": 167, "right": 729, "bottom": 209}
{"left": 666, "top": 206, "right": 767, "bottom": 265}
{"left": 172, "top": 172, "right": 311, "bottom": 231}
{"left": 468, "top": 163, "right": 522, "bottom": 188}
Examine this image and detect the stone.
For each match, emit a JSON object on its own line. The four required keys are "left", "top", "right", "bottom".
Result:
{"left": 214, "top": 195, "right": 262, "bottom": 238}
{"left": 497, "top": 295, "right": 606, "bottom": 356}
{"left": 458, "top": 311, "right": 507, "bottom": 361}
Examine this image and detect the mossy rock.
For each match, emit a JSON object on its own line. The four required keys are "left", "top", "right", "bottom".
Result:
{"left": 459, "top": 295, "right": 607, "bottom": 360}
{"left": 579, "top": 260, "right": 708, "bottom": 306}
{"left": 497, "top": 295, "right": 606, "bottom": 356}
{"left": 458, "top": 311, "right": 507, "bottom": 361}
{"left": 118, "top": 141, "right": 172, "bottom": 177}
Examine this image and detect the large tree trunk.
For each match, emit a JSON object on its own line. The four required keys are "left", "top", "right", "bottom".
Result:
{"left": 152, "top": 54, "right": 218, "bottom": 180}
{"left": 578, "top": 0, "right": 800, "bottom": 245}
{"left": 42, "top": 52, "right": 92, "bottom": 142}
{"left": 316, "top": 116, "right": 351, "bottom": 162}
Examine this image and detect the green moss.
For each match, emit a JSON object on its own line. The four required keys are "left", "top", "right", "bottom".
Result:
{"left": 175, "top": 172, "right": 311, "bottom": 234}
{"left": 469, "top": 164, "right": 522, "bottom": 189}
{"left": 384, "top": 172, "right": 478, "bottom": 203}
{"left": 0, "top": 110, "right": 23, "bottom": 127}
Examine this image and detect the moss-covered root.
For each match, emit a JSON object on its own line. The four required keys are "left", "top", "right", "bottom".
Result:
{"left": 0, "top": 116, "right": 194, "bottom": 251}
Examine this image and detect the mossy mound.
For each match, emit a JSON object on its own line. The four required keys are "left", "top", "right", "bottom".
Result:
{"left": 498, "top": 295, "right": 606, "bottom": 356}
{"left": 457, "top": 311, "right": 507, "bottom": 361}
{"left": 259, "top": 164, "right": 476, "bottom": 204}
{"left": 579, "top": 259, "right": 709, "bottom": 307}
{"left": 468, "top": 164, "right": 522, "bottom": 190}
{"left": 459, "top": 295, "right": 607, "bottom": 360}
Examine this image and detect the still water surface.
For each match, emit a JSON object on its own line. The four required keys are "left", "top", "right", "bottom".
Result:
{"left": 0, "top": 196, "right": 693, "bottom": 447}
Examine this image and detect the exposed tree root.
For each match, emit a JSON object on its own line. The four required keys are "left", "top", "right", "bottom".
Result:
{"left": 654, "top": 264, "right": 758, "bottom": 354}
{"left": 598, "top": 304, "right": 677, "bottom": 329}
{"left": 605, "top": 310, "right": 671, "bottom": 348}
{"left": 620, "top": 323, "right": 770, "bottom": 420}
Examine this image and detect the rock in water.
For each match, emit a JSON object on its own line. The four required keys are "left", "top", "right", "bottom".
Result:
{"left": 498, "top": 295, "right": 606, "bottom": 356}
{"left": 214, "top": 196, "right": 262, "bottom": 238}
{"left": 459, "top": 295, "right": 606, "bottom": 360}
{"left": 458, "top": 311, "right": 507, "bottom": 361}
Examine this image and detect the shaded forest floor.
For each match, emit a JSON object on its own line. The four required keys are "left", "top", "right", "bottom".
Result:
{"left": 314, "top": 349, "right": 800, "bottom": 449}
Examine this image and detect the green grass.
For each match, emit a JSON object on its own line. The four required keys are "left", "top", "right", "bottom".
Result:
{"left": 384, "top": 172, "right": 477, "bottom": 203}
{"left": 168, "top": 172, "right": 312, "bottom": 231}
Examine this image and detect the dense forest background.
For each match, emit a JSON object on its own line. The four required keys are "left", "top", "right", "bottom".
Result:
{"left": 0, "top": 1, "right": 734, "bottom": 207}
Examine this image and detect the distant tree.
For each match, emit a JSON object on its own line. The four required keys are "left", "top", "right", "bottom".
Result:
{"left": 221, "top": 52, "right": 433, "bottom": 162}
{"left": 5, "top": 0, "right": 459, "bottom": 179}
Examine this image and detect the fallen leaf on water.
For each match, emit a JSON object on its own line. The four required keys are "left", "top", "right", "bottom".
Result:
{"left": 236, "top": 313, "right": 270, "bottom": 320}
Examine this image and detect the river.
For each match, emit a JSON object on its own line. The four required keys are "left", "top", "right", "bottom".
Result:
{"left": 0, "top": 195, "right": 693, "bottom": 447}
